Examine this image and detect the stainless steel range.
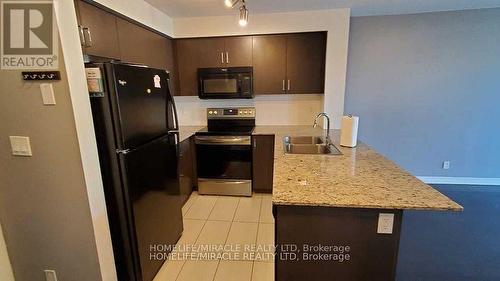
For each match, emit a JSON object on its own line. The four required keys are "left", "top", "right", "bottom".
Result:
{"left": 195, "top": 107, "right": 255, "bottom": 196}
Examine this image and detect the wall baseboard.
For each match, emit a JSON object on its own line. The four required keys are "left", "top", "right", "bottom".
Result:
{"left": 417, "top": 176, "right": 500, "bottom": 186}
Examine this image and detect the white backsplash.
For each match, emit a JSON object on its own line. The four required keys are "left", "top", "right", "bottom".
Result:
{"left": 174, "top": 94, "right": 324, "bottom": 126}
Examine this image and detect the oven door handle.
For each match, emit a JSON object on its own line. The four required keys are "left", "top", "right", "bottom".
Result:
{"left": 199, "top": 179, "right": 250, "bottom": 185}
{"left": 195, "top": 136, "right": 251, "bottom": 145}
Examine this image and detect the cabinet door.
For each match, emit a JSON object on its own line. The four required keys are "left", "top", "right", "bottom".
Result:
{"left": 77, "top": 1, "right": 121, "bottom": 59}
{"left": 252, "top": 35, "right": 287, "bottom": 95}
{"left": 286, "top": 32, "right": 326, "bottom": 94}
{"left": 116, "top": 18, "right": 168, "bottom": 70}
{"left": 252, "top": 135, "right": 275, "bottom": 193}
{"left": 224, "top": 36, "right": 252, "bottom": 67}
{"left": 165, "top": 38, "right": 178, "bottom": 96}
{"left": 175, "top": 38, "right": 225, "bottom": 96}
{"left": 178, "top": 137, "right": 194, "bottom": 205}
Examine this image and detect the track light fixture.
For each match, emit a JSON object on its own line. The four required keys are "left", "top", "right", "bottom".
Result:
{"left": 239, "top": 5, "right": 248, "bottom": 26}
{"left": 224, "top": 0, "right": 239, "bottom": 8}
{"left": 224, "top": 0, "right": 249, "bottom": 26}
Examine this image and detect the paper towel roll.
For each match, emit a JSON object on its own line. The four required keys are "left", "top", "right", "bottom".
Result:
{"left": 340, "top": 115, "right": 359, "bottom": 147}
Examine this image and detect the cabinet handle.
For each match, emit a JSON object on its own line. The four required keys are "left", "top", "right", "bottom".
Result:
{"left": 226, "top": 52, "right": 229, "bottom": 64}
{"left": 282, "top": 80, "right": 285, "bottom": 91}
{"left": 78, "top": 25, "right": 85, "bottom": 46}
{"left": 83, "top": 27, "right": 92, "bottom": 47}
{"left": 253, "top": 140, "right": 257, "bottom": 149}
{"left": 287, "top": 80, "right": 291, "bottom": 91}
{"left": 221, "top": 52, "right": 224, "bottom": 64}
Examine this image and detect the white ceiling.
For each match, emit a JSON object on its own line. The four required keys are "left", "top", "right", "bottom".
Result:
{"left": 145, "top": 0, "right": 500, "bottom": 18}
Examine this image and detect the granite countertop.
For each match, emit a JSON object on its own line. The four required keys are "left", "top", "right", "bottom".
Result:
{"left": 253, "top": 125, "right": 463, "bottom": 211}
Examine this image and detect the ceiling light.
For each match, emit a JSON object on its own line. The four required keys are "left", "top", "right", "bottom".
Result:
{"left": 239, "top": 5, "right": 248, "bottom": 26}
{"left": 225, "top": 0, "right": 239, "bottom": 8}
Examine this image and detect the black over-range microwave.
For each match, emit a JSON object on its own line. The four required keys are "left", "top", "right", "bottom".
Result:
{"left": 197, "top": 67, "right": 253, "bottom": 99}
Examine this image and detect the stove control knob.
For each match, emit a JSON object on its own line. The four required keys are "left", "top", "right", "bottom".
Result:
{"left": 208, "top": 111, "right": 213, "bottom": 115}
{"left": 243, "top": 110, "right": 248, "bottom": 114}
{"left": 214, "top": 110, "right": 218, "bottom": 115}
{"left": 249, "top": 110, "right": 253, "bottom": 114}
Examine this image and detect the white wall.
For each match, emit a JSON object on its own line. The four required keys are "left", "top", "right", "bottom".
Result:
{"left": 175, "top": 94, "right": 323, "bottom": 126}
{"left": 54, "top": 1, "right": 117, "bottom": 280}
{"left": 173, "top": 9, "right": 350, "bottom": 127}
{"left": 50, "top": 1, "right": 177, "bottom": 280}
{"left": 0, "top": 222, "right": 14, "bottom": 281}
{"left": 94, "top": 0, "right": 174, "bottom": 36}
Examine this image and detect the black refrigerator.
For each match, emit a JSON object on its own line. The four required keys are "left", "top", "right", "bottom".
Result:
{"left": 86, "top": 62, "right": 183, "bottom": 281}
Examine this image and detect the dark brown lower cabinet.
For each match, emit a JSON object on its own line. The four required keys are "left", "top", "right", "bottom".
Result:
{"left": 252, "top": 135, "right": 275, "bottom": 193}
{"left": 179, "top": 137, "right": 195, "bottom": 205}
{"left": 274, "top": 205, "right": 403, "bottom": 281}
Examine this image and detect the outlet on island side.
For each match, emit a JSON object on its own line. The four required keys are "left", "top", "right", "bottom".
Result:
{"left": 442, "top": 161, "right": 451, "bottom": 170}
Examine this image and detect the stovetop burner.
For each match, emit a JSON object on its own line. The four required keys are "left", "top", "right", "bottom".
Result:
{"left": 195, "top": 126, "right": 255, "bottom": 136}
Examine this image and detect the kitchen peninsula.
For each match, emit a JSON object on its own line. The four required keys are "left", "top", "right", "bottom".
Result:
{"left": 253, "top": 126, "right": 462, "bottom": 281}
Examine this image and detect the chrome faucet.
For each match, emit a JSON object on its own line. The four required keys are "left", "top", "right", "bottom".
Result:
{"left": 313, "top": 112, "right": 331, "bottom": 143}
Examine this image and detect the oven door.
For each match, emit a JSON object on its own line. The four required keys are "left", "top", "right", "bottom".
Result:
{"left": 198, "top": 67, "right": 253, "bottom": 99}
{"left": 195, "top": 136, "right": 252, "bottom": 196}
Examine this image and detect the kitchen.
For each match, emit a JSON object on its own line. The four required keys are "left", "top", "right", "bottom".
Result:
{"left": 0, "top": 1, "right": 499, "bottom": 281}
{"left": 76, "top": 1, "right": 462, "bottom": 280}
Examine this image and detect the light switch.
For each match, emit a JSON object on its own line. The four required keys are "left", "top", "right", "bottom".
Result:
{"left": 44, "top": 270, "right": 58, "bottom": 281}
{"left": 40, "top": 83, "right": 56, "bottom": 105}
{"left": 377, "top": 213, "right": 394, "bottom": 234}
{"left": 9, "top": 136, "right": 32, "bottom": 156}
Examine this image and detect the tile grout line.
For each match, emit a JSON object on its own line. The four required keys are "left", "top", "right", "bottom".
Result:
{"left": 174, "top": 194, "right": 215, "bottom": 281}
{"left": 250, "top": 194, "right": 264, "bottom": 280}
{"left": 206, "top": 196, "right": 220, "bottom": 221}
{"left": 211, "top": 197, "right": 241, "bottom": 281}
{"left": 172, "top": 193, "right": 202, "bottom": 281}
{"left": 182, "top": 192, "right": 198, "bottom": 216}
{"left": 200, "top": 195, "right": 223, "bottom": 281}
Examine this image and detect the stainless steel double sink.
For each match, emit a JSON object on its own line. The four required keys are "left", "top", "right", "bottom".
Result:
{"left": 283, "top": 136, "right": 342, "bottom": 155}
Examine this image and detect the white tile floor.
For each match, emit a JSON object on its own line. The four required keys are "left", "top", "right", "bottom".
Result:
{"left": 154, "top": 192, "right": 274, "bottom": 281}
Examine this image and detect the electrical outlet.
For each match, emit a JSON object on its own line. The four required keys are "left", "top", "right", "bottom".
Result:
{"left": 443, "top": 161, "right": 451, "bottom": 170}
{"left": 44, "top": 270, "right": 58, "bottom": 281}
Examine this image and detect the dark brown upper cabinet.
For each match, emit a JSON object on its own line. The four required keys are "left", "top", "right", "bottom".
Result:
{"left": 115, "top": 18, "right": 178, "bottom": 94}
{"left": 116, "top": 18, "right": 169, "bottom": 70}
{"left": 224, "top": 36, "right": 253, "bottom": 67}
{"left": 252, "top": 35, "right": 287, "bottom": 95}
{"left": 77, "top": 1, "right": 121, "bottom": 59}
{"left": 164, "top": 39, "right": 178, "bottom": 95}
{"left": 286, "top": 32, "right": 326, "bottom": 94}
{"left": 175, "top": 38, "right": 225, "bottom": 96}
{"left": 174, "top": 36, "right": 253, "bottom": 96}
{"left": 174, "top": 32, "right": 326, "bottom": 96}
{"left": 252, "top": 32, "right": 326, "bottom": 95}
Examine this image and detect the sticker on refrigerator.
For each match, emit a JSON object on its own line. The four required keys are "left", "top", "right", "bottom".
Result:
{"left": 153, "top": 75, "right": 161, "bottom": 88}
{"left": 85, "top": 67, "right": 104, "bottom": 96}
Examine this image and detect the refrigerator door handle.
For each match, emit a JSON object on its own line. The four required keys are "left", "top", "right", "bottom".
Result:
{"left": 116, "top": 149, "right": 131, "bottom": 155}
{"left": 172, "top": 132, "right": 179, "bottom": 145}
{"left": 166, "top": 78, "right": 180, "bottom": 131}
{"left": 169, "top": 132, "right": 180, "bottom": 156}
